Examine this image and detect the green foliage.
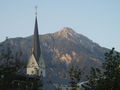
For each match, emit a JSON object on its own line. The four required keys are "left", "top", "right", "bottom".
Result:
{"left": 83, "top": 48, "right": 120, "bottom": 90}
{"left": 0, "top": 42, "right": 23, "bottom": 89}
{"left": 83, "top": 68, "right": 101, "bottom": 90}
{"left": 69, "top": 65, "right": 81, "bottom": 89}
{"left": 55, "top": 86, "right": 62, "bottom": 90}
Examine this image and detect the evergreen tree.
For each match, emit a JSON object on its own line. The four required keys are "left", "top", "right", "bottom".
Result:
{"left": 69, "top": 65, "right": 81, "bottom": 90}
{"left": 83, "top": 48, "right": 120, "bottom": 90}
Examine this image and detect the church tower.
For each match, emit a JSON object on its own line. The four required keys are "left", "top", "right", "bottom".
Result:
{"left": 26, "top": 8, "right": 45, "bottom": 77}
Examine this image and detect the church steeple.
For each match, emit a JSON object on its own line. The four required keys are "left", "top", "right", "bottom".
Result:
{"left": 33, "top": 7, "right": 41, "bottom": 63}
{"left": 27, "top": 7, "right": 45, "bottom": 77}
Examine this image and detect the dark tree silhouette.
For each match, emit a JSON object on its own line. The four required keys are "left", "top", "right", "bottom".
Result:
{"left": 83, "top": 48, "right": 120, "bottom": 90}
{"left": 69, "top": 65, "right": 81, "bottom": 90}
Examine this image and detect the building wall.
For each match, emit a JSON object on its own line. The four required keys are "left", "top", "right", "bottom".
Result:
{"left": 27, "top": 54, "right": 39, "bottom": 76}
{"left": 27, "top": 67, "right": 39, "bottom": 75}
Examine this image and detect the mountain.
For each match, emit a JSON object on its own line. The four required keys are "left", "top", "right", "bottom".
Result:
{"left": 0, "top": 27, "right": 109, "bottom": 82}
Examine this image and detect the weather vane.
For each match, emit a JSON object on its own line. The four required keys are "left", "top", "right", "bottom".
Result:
{"left": 35, "top": 6, "right": 38, "bottom": 16}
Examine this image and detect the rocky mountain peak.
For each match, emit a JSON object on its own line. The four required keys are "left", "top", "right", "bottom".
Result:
{"left": 55, "top": 27, "right": 77, "bottom": 38}
{"left": 59, "top": 27, "right": 75, "bottom": 33}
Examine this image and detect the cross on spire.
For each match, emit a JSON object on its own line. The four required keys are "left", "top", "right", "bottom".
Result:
{"left": 35, "top": 6, "right": 38, "bottom": 17}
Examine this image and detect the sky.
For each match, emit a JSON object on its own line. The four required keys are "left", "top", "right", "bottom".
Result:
{"left": 0, "top": 0, "right": 120, "bottom": 51}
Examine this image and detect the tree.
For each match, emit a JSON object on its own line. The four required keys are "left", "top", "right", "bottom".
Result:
{"left": 0, "top": 40, "right": 23, "bottom": 89}
{"left": 83, "top": 48, "right": 120, "bottom": 90}
{"left": 82, "top": 67, "right": 102, "bottom": 90}
{"left": 69, "top": 65, "right": 81, "bottom": 90}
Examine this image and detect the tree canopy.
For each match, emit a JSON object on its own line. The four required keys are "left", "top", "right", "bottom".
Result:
{"left": 83, "top": 48, "right": 120, "bottom": 90}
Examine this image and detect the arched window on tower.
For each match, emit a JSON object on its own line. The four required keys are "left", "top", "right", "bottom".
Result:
{"left": 40, "top": 71, "right": 43, "bottom": 77}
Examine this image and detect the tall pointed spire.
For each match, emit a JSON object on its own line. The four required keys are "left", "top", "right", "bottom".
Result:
{"left": 35, "top": 6, "right": 37, "bottom": 17}
{"left": 33, "top": 6, "right": 41, "bottom": 63}
{"left": 26, "top": 6, "right": 45, "bottom": 77}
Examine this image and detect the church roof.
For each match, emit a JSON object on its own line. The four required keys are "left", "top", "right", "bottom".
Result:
{"left": 33, "top": 16, "right": 41, "bottom": 63}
